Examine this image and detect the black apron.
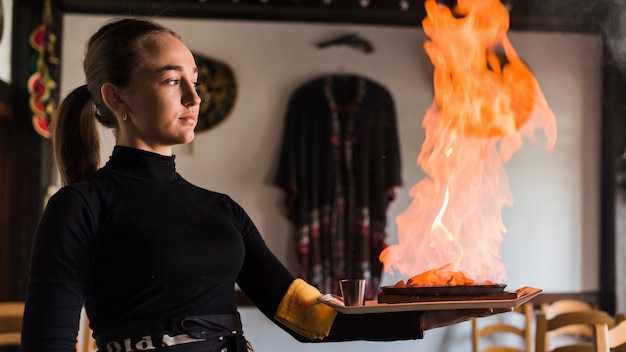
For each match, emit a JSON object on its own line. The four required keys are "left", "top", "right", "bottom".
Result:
{"left": 95, "top": 314, "right": 253, "bottom": 352}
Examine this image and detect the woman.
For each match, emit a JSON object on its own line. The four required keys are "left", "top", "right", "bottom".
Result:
{"left": 21, "top": 17, "right": 508, "bottom": 352}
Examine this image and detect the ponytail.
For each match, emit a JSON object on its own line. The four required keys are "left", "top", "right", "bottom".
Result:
{"left": 50, "top": 18, "right": 179, "bottom": 185}
{"left": 50, "top": 85, "right": 101, "bottom": 186}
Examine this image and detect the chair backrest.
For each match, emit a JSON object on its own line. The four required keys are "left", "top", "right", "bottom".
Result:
{"left": 535, "top": 310, "right": 615, "bottom": 352}
{"left": 540, "top": 299, "right": 596, "bottom": 348}
{"left": 541, "top": 299, "right": 595, "bottom": 317}
{"left": 472, "top": 302, "right": 534, "bottom": 352}
{"left": 596, "top": 314, "right": 626, "bottom": 352}
{"left": 608, "top": 313, "right": 626, "bottom": 352}
{"left": 0, "top": 301, "right": 25, "bottom": 347}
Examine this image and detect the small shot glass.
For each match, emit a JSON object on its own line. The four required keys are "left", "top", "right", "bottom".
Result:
{"left": 339, "top": 279, "right": 367, "bottom": 306}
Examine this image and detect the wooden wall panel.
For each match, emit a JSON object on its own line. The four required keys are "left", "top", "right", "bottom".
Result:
{"left": 0, "top": 0, "right": 56, "bottom": 301}
{"left": 0, "top": 80, "right": 12, "bottom": 302}
{"left": 601, "top": 46, "right": 626, "bottom": 315}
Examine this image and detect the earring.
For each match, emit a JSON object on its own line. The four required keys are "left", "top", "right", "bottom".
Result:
{"left": 123, "top": 113, "right": 128, "bottom": 121}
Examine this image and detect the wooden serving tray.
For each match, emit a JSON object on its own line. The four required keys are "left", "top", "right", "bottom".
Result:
{"left": 317, "top": 286, "right": 542, "bottom": 315}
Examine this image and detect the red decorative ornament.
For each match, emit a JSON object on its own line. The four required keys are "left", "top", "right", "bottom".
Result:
{"left": 27, "top": 0, "right": 59, "bottom": 138}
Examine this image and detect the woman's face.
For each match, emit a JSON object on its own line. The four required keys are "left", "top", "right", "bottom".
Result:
{"left": 116, "top": 33, "right": 201, "bottom": 155}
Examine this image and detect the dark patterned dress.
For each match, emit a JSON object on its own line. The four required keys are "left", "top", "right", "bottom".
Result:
{"left": 275, "top": 74, "right": 402, "bottom": 299}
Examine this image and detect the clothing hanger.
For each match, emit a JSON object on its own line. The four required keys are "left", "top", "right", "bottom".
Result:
{"left": 315, "top": 33, "right": 375, "bottom": 54}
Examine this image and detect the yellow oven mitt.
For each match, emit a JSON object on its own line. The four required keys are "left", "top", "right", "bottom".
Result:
{"left": 274, "top": 278, "right": 338, "bottom": 340}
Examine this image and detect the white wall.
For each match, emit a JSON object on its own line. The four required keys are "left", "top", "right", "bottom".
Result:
{"left": 61, "top": 14, "right": 603, "bottom": 352}
{"left": 0, "top": 0, "right": 12, "bottom": 82}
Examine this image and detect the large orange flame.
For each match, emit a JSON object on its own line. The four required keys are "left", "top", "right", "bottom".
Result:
{"left": 380, "top": 0, "right": 557, "bottom": 285}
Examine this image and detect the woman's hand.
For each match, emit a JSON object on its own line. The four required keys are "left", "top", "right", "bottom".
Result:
{"left": 420, "top": 308, "right": 513, "bottom": 330}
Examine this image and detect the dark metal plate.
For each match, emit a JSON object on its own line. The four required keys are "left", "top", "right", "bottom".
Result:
{"left": 380, "top": 283, "right": 507, "bottom": 296}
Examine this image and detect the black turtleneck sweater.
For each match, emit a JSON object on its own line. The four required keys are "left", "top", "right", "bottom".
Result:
{"left": 22, "top": 146, "right": 422, "bottom": 351}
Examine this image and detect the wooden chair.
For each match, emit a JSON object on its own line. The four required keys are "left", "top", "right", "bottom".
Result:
{"left": 535, "top": 309, "right": 616, "bottom": 352}
{"left": 472, "top": 302, "right": 534, "bottom": 352}
{"left": 596, "top": 314, "right": 626, "bottom": 352}
{"left": 0, "top": 301, "right": 25, "bottom": 346}
{"left": 539, "top": 299, "right": 596, "bottom": 350}
{"left": 604, "top": 313, "right": 626, "bottom": 352}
